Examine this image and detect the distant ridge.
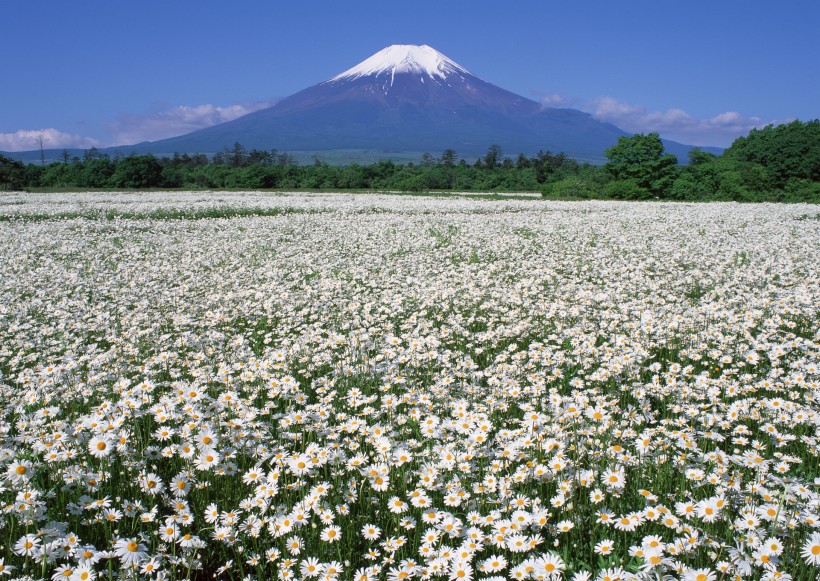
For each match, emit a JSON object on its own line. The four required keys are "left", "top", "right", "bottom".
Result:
{"left": 4, "top": 45, "right": 722, "bottom": 164}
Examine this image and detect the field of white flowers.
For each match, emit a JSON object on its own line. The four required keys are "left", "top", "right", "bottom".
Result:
{"left": 1, "top": 192, "right": 818, "bottom": 581}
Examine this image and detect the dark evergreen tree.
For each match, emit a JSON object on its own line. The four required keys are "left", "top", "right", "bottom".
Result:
{"left": 483, "top": 144, "right": 503, "bottom": 168}
{"left": 440, "top": 149, "right": 457, "bottom": 167}
{"left": 0, "top": 154, "right": 26, "bottom": 190}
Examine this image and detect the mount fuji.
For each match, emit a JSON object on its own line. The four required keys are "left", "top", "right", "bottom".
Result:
{"left": 80, "top": 45, "right": 722, "bottom": 162}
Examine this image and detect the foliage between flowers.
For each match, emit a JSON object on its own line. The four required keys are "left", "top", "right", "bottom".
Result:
{"left": 0, "top": 192, "right": 819, "bottom": 581}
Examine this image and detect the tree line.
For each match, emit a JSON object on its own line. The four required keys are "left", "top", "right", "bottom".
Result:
{"left": 1, "top": 120, "right": 817, "bottom": 202}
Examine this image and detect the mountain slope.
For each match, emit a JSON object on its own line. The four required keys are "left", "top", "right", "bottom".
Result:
{"left": 7, "top": 45, "right": 723, "bottom": 163}
{"left": 124, "top": 45, "right": 631, "bottom": 161}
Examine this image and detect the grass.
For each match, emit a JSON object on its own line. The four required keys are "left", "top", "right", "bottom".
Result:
{"left": 0, "top": 206, "right": 323, "bottom": 222}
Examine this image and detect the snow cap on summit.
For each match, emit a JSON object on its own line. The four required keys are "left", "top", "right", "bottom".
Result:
{"left": 330, "top": 45, "right": 470, "bottom": 82}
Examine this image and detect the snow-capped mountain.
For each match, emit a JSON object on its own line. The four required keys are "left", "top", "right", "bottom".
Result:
{"left": 330, "top": 44, "right": 470, "bottom": 82}
{"left": 273, "top": 44, "right": 542, "bottom": 116}
{"left": 121, "top": 45, "right": 709, "bottom": 162}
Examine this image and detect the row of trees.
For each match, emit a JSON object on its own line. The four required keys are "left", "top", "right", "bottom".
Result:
{"left": 1, "top": 120, "right": 818, "bottom": 202}
{"left": 0, "top": 147, "right": 582, "bottom": 192}
{"left": 596, "top": 120, "right": 819, "bottom": 201}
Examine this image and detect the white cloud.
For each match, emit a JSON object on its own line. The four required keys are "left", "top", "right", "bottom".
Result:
{"left": 539, "top": 93, "right": 775, "bottom": 147}
{"left": 106, "top": 100, "right": 277, "bottom": 145}
{"left": 588, "top": 96, "right": 772, "bottom": 147}
{"left": 539, "top": 93, "right": 575, "bottom": 108}
{"left": 1, "top": 99, "right": 277, "bottom": 152}
{"left": 0, "top": 128, "right": 101, "bottom": 152}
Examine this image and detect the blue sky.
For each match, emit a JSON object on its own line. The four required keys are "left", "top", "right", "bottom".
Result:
{"left": 2, "top": 0, "right": 818, "bottom": 151}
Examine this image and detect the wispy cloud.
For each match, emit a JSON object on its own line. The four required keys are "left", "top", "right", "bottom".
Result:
{"left": 0, "top": 128, "right": 101, "bottom": 152}
{"left": 105, "top": 100, "right": 277, "bottom": 145}
{"left": 1, "top": 100, "right": 278, "bottom": 152}
{"left": 538, "top": 93, "right": 577, "bottom": 108}
{"left": 589, "top": 96, "right": 772, "bottom": 147}
{"left": 541, "top": 94, "right": 775, "bottom": 147}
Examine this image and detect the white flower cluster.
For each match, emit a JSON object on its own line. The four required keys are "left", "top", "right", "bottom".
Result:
{"left": 0, "top": 192, "right": 818, "bottom": 581}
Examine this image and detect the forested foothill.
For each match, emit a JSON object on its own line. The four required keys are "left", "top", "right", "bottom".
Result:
{"left": 1, "top": 120, "right": 817, "bottom": 202}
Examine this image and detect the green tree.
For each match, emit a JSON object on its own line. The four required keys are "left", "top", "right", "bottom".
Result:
{"left": 670, "top": 148, "right": 771, "bottom": 201}
{"left": 0, "top": 154, "right": 26, "bottom": 190}
{"left": 604, "top": 132, "right": 677, "bottom": 197}
{"left": 419, "top": 152, "right": 436, "bottom": 168}
{"left": 230, "top": 142, "right": 248, "bottom": 167}
{"left": 83, "top": 147, "right": 103, "bottom": 162}
{"left": 483, "top": 144, "right": 503, "bottom": 168}
{"left": 39, "top": 159, "right": 83, "bottom": 187}
{"left": 726, "top": 119, "right": 820, "bottom": 188}
{"left": 248, "top": 149, "right": 273, "bottom": 166}
{"left": 440, "top": 149, "right": 457, "bottom": 167}
{"left": 83, "top": 158, "right": 115, "bottom": 188}
{"left": 542, "top": 176, "right": 597, "bottom": 199}
{"left": 109, "top": 155, "right": 164, "bottom": 189}
{"left": 515, "top": 153, "right": 530, "bottom": 169}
